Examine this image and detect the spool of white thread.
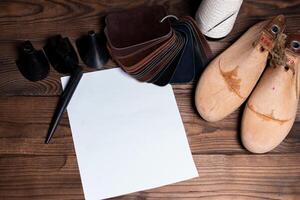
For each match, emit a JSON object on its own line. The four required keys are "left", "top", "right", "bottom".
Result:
{"left": 195, "top": 0, "right": 243, "bottom": 39}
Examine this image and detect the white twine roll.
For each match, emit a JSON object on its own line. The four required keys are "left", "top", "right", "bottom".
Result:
{"left": 195, "top": 0, "right": 243, "bottom": 38}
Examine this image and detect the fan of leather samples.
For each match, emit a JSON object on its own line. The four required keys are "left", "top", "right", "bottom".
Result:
{"left": 195, "top": 15, "right": 286, "bottom": 122}
{"left": 105, "top": 5, "right": 212, "bottom": 86}
{"left": 242, "top": 33, "right": 300, "bottom": 153}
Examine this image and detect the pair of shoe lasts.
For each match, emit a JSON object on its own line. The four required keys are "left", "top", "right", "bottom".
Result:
{"left": 195, "top": 15, "right": 300, "bottom": 153}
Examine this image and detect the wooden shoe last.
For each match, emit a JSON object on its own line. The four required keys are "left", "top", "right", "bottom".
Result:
{"left": 242, "top": 34, "right": 300, "bottom": 153}
{"left": 195, "top": 15, "right": 286, "bottom": 122}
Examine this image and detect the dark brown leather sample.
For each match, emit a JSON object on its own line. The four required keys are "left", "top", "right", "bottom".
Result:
{"left": 105, "top": 5, "right": 171, "bottom": 48}
{"left": 105, "top": 5, "right": 212, "bottom": 86}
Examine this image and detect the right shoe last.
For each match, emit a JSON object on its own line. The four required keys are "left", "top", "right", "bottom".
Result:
{"left": 242, "top": 33, "right": 300, "bottom": 153}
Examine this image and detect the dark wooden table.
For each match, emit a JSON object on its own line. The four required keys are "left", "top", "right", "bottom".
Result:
{"left": 0, "top": 0, "right": 300, "bottom": 199}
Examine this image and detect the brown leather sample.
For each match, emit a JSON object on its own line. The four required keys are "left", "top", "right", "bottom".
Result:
{"left": 242, "top": 33, "right": 300, "bottom": 154}
{"left": 105, "top": 5, "right": 212, "bottom": 86}
{"left": 195, "top": 15, "right": 286, "bottom": 122}
{"left": 105, "top": 5, "right": 171, "bottom": 48}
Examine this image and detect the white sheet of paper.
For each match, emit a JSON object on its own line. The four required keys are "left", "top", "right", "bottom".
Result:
{"left": 61, "top": 68, "right": 198, "bottom": 200}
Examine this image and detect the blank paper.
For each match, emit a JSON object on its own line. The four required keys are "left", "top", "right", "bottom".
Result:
{"left": 61, "top": 68, "right": 198, "bottom": 200}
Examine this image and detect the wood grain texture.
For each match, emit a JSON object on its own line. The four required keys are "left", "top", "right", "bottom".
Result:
{"left": 0, "top": 0, "right": 300, "bottom": 199}
{"left": 1, "top": 155, "right": 300, "bottom": 200}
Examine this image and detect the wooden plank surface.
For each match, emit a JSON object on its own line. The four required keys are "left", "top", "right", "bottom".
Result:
{"left": 0, "top": 0, "right": 300, "bottom": 199}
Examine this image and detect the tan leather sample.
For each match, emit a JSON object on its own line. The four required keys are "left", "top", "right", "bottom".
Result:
{"left": 242, "top": 34, "right": 300, "bottom": 154}
{"left": 195, "top": 15, "right": 286, "bottom": 122}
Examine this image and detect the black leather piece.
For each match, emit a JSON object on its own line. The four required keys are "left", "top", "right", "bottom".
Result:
{"left": 152, "top": 20, "right": 209, "bottom": 85}
{"left": 16, "top": 41, "right": 50, "bottom": 82}
{"left": 76, "top": 31, "right": 109, "bottom": 69}
{"left": 152, "top": 30, "right": 186, "bottom": 86}
{"left": 169, "top": 22, "right": 195, "bottom": 84}
{"left": 180, "top": 21, "right": 205, "bottom": 80}
{"left": 44, "top": 35, "right": 79, "bottom": 74}
{"left": 181, "top": 19, "right": 210, "bottom": 79}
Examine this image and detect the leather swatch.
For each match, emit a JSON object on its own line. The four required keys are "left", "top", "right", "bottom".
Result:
{"left": 105, "top": 5, "right": 212, "bottom": 86}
